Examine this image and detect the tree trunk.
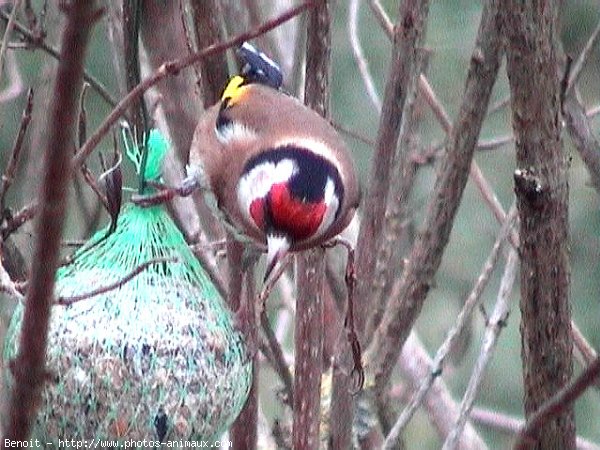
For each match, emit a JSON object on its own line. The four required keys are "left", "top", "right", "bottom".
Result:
{"left": 502, "top": 1, "right": 575, "bottom": 448}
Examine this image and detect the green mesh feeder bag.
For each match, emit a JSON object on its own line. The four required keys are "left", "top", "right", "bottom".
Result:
{"left": 3, "top": 130, "right": 252, "bottom": 440}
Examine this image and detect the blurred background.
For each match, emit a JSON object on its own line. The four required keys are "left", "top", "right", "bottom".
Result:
{"left": 1, "top": 0, "right": 599, "bottom": 448}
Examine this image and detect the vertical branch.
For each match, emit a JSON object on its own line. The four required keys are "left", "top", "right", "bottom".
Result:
{"left": 227, "top": 240, "right": 258, "bottom": 450}
{"left": 364, "top": 0, "right": 502, "bottom": 429}
{"left": 336, "top": 0, "right": 431, "bottom": 443}
{"left": 229, "top": 256, "right": 258, "bottom": 450}
{"left": 293, "top": 1, "right": 330, "bottom": 448}
{"left": 139, "top": 0, "right": 201, "bottom": 162}
{"left": 355, "top": 0, "right": 431, "bottom": 336}
{"left": 502, "top": 1, "right": 575, "bottom": 448}
{"left": 122, "top": 0, "right": 147, "bottom": 149}
{"left": 138, "top": 0, "right": 209, "bottom": 242}
{"left": 4, "top": 0, "right": 99, "bottom": 439}
{"left": 189, "top": 0, "right": 229, "bottom": 107}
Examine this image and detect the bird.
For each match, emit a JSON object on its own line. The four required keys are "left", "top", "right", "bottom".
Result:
{"left": 182, "top": 43, "right": 361, "bottom": 281}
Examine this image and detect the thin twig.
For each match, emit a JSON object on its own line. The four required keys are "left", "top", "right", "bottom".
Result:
{"left": 0, "top": 9, "right": 116, "bottom": 106}
{"left": 586, "top": 104, "right": 600, "bottom": 118}
{"left": 331, "top": 120, "right": 375, "bottom": 148}
{"left": 384, "top": 206, "right": 516, "bottom": 443}
{"left": 55, "top": 256, "right": 177, "bottom": 305}
{"left": 514, "top": 357, "right": 600, "bottom": 450}
{"left": 564, "top": 88, "right": 600, "bottom": 195}
{"left": 572, "top": 321, "right": 598, "bottom": 366}
{"left": 364, "top": 0, "right": 503, "bottom": 405}
{"left": 471, "top": 407, "right": 600, "bottom": 450}
{"left": 73, "top": 1, "right": 316, "bottom": 170}
{"left": 442, "top": 247, "right": 518, "bottom": 450}
{"left": 260, "top": 310, "right": 294, "bottom": 406}
{"left": 189, "top": 236, "right": 228, "bottom": 300}
{"left": 1, "top": 201, "right": 37, "bottom": 240}
{"left": 0, "top": 88, "right": 33, "bottom": 210}
{"left": 395, "top": 332, "right": 488, "bottom": 449}
{"left": 566, "top": 15, "right": 600, "bottom": 95}
{"left": 4, "top": 1, "right": 101, "bottom": 439}
{"left": 367, "top": 0, "right": 393, "bottom": 38}
{"left": 258, "top": 254, "right": 292, "bottom": 309}
{"left": 348, "top": 0, "right": 381, "bottom": 112}
{"left": 0, "top": 0, "right": 23, "bottom": 87}
{"left": 477, "top": 134, "right": 513, "bottom": 151}
{"left": 0, "top": 51, "right": 23, "bottom": 103}
{"left": 418, "top": 71, "right": 509, "bottom": 228}
{"left": 487, "top": 95, "right": 510, "bottom": 115}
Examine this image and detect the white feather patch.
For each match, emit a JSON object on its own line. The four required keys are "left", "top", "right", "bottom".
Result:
{"left": 215, "top": 121, "right": 258, "bottom": 146}
{"left": 314, "top": 177, "right": 339, "bottom": 239}
{"left": 237, "top": 159, "right": 298, "bottom": 226}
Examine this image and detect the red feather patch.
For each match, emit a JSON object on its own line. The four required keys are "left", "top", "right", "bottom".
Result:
{"left": 269, "top": 183, "right": 326, "bottom": 240}
{"left": 249, "top": 198, "right": 265, "bottom": 230}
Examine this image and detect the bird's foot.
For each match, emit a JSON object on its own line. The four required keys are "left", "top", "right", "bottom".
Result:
{"left": 131, "top": 176, "right": 199, "bottom": 207}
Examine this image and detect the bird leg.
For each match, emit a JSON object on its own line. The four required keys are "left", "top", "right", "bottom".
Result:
{"left": 130, "top": 176, "right": 200, "bottom": 207}
{"left": 322, "top": 237, "right": 364, "bottom": 392}
{"left": 258, "top": 252, "right": 292, "bottom": 316}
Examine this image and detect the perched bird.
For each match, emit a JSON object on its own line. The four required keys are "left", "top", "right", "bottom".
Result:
{"left": 188, "top": 44, "right": 361, "bottom": 280}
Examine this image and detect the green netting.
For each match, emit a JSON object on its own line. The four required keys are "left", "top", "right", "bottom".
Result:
{"left": 3, "top": 130, "right": 251, "bottom": 441}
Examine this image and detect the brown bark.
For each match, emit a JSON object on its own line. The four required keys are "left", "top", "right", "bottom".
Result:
{"left": 189, "top": 0, "right": 229, "bottom": 107}
{"left": 364, "top": 0, "right": 503, "bottom": 428}
{"left": 502, "top": 1, "right": 575, "bottom": 448}
{"left": 293, "top": 1, "right": 330, "bottom": 448}
{"left": 228, "top": 254, "right": 258, "bottom": 450}
{"left": 4, "top": 0, "right": 99, "bottom": 439}
{"left": 355, "top": 0, "right": 431, "bottom": 337}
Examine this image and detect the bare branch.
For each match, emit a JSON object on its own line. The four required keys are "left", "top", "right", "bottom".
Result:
{"left": 442, "top": 247, "right": 518, "bottom": 449}
{"left": 293, "top": 1, "right": 330, "bottom": 447}
{"left": 355, "top": 0, "right": 431, "bottom": 348}
{"left": 0, "top": 0, "right": 23, "bottom": 87}
{"left": 0, "top": 88, "right": 33, "bottom": 210}
{"left": 0, "top": 8, "right": 116, "bottom": 106}
{"left": 364, "top": 50, "right": 428, "bottom": 340}
{"left": 260, "top": 310, "right": 294, "bottom": 406}
{"left": 364, "top": 0, "right": 502, "bottom": 403}
{"left": 367, "top": 0, "right": 393, "bottom": 38}
{"left": 514, "top": 357, "right": 600, "bottom": 450}
{"left": 55, "top": 257, "right": 176, "bottom": 305}
{"left": 503, "top": 0, "right": 576, "bottom": 445}
{"left": 73, "top": 1, "right": 316, "bottom": 170}
{"left": 229, "top": 260, "right": 259, "bottom": 450}
{"left": 0, "top": 258, "right": 24, "bottom": 300}
{"left": 394, "top": 332, "right": 488, "bottom": 449}
{"left": 4, "top": 1, "right": 100, "bottom": 439}
{"left": 348, "top": 0, "right": 381, "bottom": 112}
{"left": 564, "top": 89, "right": 600, "bottom": 195}
{"left": 566, "top": 15, "right": 600, "bottom": 94}
{"left": 189, "top": 0, "right": 229, "bottom": 107}
{"left": 385, "top": 206, "right": 516, "bottom": 441}
{"left": 1, "top": 201, "right": 37, "bottom": 240}
{"left": 471, "top": 408, "right": 600, "bottom": 450}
